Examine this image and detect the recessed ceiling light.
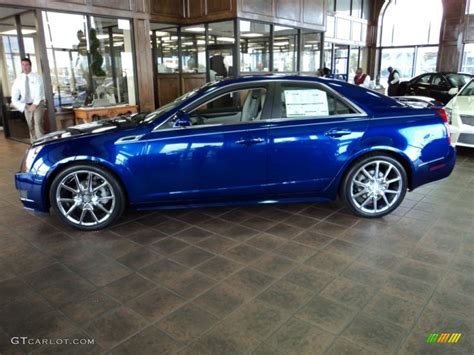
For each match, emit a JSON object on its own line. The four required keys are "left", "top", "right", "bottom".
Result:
{"left": 216, "top": 37, "right": 235, "bottom": 42}
{"left": 184, "top": 27, "right": 205, "bottom": 33}
{"left": 1, "top": 29, "right": 36, "bottom": 35}
{"left": 241, "top": 33, "right": 264, "bottom": 38}
{"left": 274, "top": 25, "right": 292, "bottom": 32}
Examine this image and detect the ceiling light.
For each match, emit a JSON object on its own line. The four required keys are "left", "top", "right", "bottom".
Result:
{"left": 1, "top": 29, "right": 36, "bottom": 35}
{"left": 274, "top": 25, "right": 292, "bottom": 32}
{"left": 184, "top": 27, "right": 205, "bottom": 33}
{"left": 241, "top": 33, "right": 264, "bottom": 38}
{"left": 217, "top": 37, "right": 234, "bottom": 42}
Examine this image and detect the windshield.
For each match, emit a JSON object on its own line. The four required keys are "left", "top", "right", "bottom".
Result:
{"left": 447, "top": 74, "right": 472, "bottom": 88}
{"left": 136, "top": 81, "right": 218, "bottom": 124}
{"left": 459, "top": 80, "right": 474, "bottom": 96}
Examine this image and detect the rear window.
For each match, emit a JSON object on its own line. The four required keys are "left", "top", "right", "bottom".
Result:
{"left": 447, "top": 74, "right": 472, "bottom": 88}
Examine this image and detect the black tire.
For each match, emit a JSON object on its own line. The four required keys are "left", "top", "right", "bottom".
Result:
{"left": 341, "top": 155, "right": 407, "bottom": 218}
{"left": 49, "top": 164, "right": 125, "bottom": 230}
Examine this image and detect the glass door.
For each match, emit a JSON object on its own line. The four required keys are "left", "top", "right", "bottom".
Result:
{"left": 334, "top": 44, "right": 349, "bottom": 81}
{"left": 0, "top": 9, "right": 40, "bottom": 143}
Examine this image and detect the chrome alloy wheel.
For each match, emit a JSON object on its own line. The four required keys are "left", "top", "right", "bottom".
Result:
{"left": 350, "top": 160, "right": 403, "bottom": 215}
{"left": 55, "top": 170, "right": 116, "bottom": 227}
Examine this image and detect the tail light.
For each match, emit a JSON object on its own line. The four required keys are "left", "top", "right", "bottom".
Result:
{"left": 436, "top": 108, "right": 451, "bottom": 145}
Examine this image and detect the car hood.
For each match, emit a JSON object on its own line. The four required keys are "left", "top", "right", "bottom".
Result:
{"left": 32, "top": 116, "right": 140, "bottom": 147}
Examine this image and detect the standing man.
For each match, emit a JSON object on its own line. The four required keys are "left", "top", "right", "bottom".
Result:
{"left": 354, "top": 68, "right": 371, "bottom": 87}
{"left": 11, "top": 58, "right": 45, "bottom": 142}
{"left": 387, "top": 66, "right": 400, "bottom": 96}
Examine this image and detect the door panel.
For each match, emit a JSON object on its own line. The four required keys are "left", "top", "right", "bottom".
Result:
{"left": 268, "top": 118, "right": 368, "bottom": 194}
{"left": 142, "top": 124, "right": 268, "bottom": 203}
{"left": 267, "top": 82, "right": 368, "bottom": 194}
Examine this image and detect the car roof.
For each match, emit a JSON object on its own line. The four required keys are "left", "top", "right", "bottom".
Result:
{"left": 414, "top": 72, "right": 472, "bottom": 77}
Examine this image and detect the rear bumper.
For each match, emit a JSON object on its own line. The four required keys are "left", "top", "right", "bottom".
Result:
{"left": 411, "top": 145, "right": 456, "bottom": 189}
{"left": 15, "top": 172, "right": 49, "bottom": 213}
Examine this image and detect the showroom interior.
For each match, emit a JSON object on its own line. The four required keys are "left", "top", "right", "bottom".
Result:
{"left": 0, "top": 0, "right": 473, "bottom": 354}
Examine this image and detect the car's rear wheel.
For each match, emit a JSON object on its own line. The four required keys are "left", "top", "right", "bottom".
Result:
{"left": 50, "top": 164, "right": 125, "bottom": 230}
{"left": 342, "top": 155, "right": 407, "bottom": 218}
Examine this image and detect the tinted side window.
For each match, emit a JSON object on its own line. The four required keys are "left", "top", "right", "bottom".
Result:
{"left": 432, "top": 75, "right": 448, "bottom": 87}
{"left": 280, "top": 86, "right": 355, "bottom": 119}
{"left": 188, "top": 87, "right": 267, "bottom": 126}
{"left": 415, "top": 74, "right": 431, "bottom": 84}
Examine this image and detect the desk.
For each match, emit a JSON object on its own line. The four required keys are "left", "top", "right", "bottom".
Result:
{"left": 74, "top": 105, "right": 138, "bottom": 124}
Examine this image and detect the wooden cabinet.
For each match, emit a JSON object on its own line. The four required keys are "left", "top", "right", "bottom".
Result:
{"left": 150, "top": 0, "right": 185, "bottom": 22}
{"left": 156, "top": 73, "right": 206, "bottom": 107}
{"left": 238, "top": 0, "right": 325, "bottom": 31}
{"left": 157, "top": 75, "right": 181, "bottom": 107}
{"left": 151, "top": 0, "right": 235, "bottom": 23}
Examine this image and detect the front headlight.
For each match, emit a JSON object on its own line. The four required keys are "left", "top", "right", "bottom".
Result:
{"left": 20, "top": 145, "right": 43, "bottom": 173}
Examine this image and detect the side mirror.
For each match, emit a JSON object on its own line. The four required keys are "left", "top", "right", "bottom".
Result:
{"left": 173, "top": 111, "right": 191, "bottom": 127}
{"left": 448, "top": 87, "right": 458, "bottom": 96}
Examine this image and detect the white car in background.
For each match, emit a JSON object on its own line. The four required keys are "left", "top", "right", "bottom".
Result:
{"left": 445, "top": 78, "right": 474, "bottom": 147}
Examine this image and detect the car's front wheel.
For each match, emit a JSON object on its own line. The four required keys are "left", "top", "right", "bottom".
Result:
{"left": 342, "top": 155, "right": 407, "bottom": 218}
{"left": 50, "top": 164, "right": 125, "bottom": 230}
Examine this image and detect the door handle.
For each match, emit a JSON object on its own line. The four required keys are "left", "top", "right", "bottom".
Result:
{"left": 236, "top": 137, "right": 265, "bottom": 145}
{"left": 325, "top": 128, "right": 352, "bottom": 138}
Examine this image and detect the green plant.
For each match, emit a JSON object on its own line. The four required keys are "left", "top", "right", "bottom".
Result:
{"left": 89, "top": 28, "right": 106, "bottom": 77}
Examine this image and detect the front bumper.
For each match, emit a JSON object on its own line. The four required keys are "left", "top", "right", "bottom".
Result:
{"left": 15, "top": 172, "right": 49, "bottom": 213}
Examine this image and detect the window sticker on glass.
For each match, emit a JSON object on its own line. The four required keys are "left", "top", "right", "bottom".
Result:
{"left": 284, "top": 89, "right": 329, "bottom": 117}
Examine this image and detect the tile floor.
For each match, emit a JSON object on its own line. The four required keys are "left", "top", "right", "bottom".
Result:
{"left": 0, "top": 135, "right": 473, "bottom": 354}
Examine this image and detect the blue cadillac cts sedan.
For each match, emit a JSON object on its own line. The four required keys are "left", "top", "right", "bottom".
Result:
{"left": 16, "top": 75, "right": 455, "bottom": 230}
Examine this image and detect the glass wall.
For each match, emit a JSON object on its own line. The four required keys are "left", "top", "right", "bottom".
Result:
{"left": 181, "top": 25, "right": 206, "bottom": 73}
{"left": 336, "top": 0, "right": 351, "bottom": 16}
{"left": 208, "top": 21, "right": 235, "bottom": 77}
{"left": 240, "top": 20, "right": 270, "bottom": 72}
{"left": 1, "top": 12, "right": 39, "bottom": 97}
{"left": 324, "top": 42, "right": 333, "bottom": 70}
{"left": 380, "top": 46, "right": 440, "bottom": 83}
{"left": 380, "top": 47, "right": 415, "bottom": 82}
{"left": 153, "top": 26, "right": 179, "bottom": 73}
{"left": 467, "top": 0, "right": 474, "bottom": 14}
{"left": 381, "top": 0, "right": 442, "bottom": 47}
{"left": 378, "top": 0, "right": 443, "bottom": 85}
{"left": 42, "top": 11, "right": 136, "bottom": 110}
{"left": 334, "top": 45, "right": 349, "bottom": 80}
{"left": 301, "top": 32, "right": 321, "bottom": 73}
{"left": 462, "top": 43, "right": 474, "bottom": 74}
{"left": 208, "top": 21, "right": 235, "bottom": 45}
{"left": 414, "top": 46, "right": 438, "bottom": 76}
{"left": 273, "top": 26, "right": 298, "bottom": 72}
